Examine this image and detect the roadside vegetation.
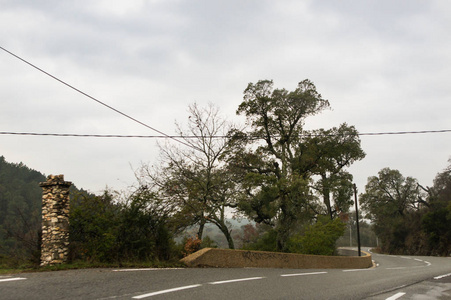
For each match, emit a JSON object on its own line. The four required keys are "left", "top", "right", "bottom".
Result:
{"left": 1, "top": 79, "right": 449, "bottom": 273}
{"left": 360, "top": 164, "right": 451, "bottom": 256}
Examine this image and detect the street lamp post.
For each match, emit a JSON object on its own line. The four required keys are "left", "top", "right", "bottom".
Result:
{"left": 353, "top": 184, "right": 361, "bottom": 257}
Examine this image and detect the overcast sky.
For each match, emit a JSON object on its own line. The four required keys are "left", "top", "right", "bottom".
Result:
{"left": 1, "top": 0, "right": 450, "bottom": 195}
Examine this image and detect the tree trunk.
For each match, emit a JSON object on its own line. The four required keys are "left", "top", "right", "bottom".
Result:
{"left": 197, "top": 218, "right": 206, "bottom": 240}
{"left": 322, "top": 174, "right": 333, "bottom": 220}
{"left": 213, "top": 218, "right": 235, "bottom": 249}
{"left": 221, "top": 225, "right": 235, "bottom": 249}
{"left": 276, "top": 225, "right": 289, "bottom": 252}
{"left": 276, "top": 200, "right": 292, "bottom": 252}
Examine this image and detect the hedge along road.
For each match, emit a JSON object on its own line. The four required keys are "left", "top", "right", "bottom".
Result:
{"left": 1, "top": 251, "right": 450, "bottom": 299}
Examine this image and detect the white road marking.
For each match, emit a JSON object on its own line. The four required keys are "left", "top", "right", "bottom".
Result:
{"left": 342, "top": 268, "right": 374, "bottom": 272}
{"left": 132, "top": 284, "right": 201, "bottom": 299}
{"left": 0, "top": 277, "right": 27, "bottom": 283}
{"left": 385, "top": 292, "right": 406, "bottom": 300}
{"left": 208, "top": 277, "right": 264, "bottom": 285}
{"left": 385, "top": 257, "right": 431, "bottom": 270}
{"left": 414, "top": 258, "right": 423, "bottom": 262}
{"left": 434, "top": 272, "right": 451, "bottom": 280}
{"left": 280, "top": 271, "right": 327, "bottom": 277}
{"left": 113, "top": 268, "right": 183, "bottom": 272}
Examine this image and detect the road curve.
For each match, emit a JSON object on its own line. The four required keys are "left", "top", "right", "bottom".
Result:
{"left": 1, "top": 250, "right": 450, "bottom": 299}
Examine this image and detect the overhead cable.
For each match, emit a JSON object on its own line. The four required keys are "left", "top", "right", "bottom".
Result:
{"left": 1, "top": 129, "right": 450, "bottom": 139}
{"left": 0, "top": 46, "right": 199, "bottom": 151}
{"left": 1, "top": 46, "right": 450, "bottom": 142}
{"left": 359, "top": 129, "right": 451, "bottom": 135}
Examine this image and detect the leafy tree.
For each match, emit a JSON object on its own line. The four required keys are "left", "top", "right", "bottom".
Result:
{"left": 360, "top": 168, "right": 424, "bottom": 219}
{"left": 421, "top": 162, "right": 451, "bottom": 256}
{"left": 138, "top": 103, "right": 237, "bottom": 249}
{"left": 305, "top": 124, "right": 365, "bottom": 219}
{"left": 225, "top": 80, "right": 364, "bottom": 251}
{"left": 360, "top": 168, "right": 426, "bottom": 254}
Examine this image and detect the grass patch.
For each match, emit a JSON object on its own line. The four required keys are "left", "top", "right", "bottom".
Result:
{"left": 38, "top": 259, "right": 186, "bottom": 272}
{"left": 0, "top": 255, "right": 185, "bottom": 275}
{"left": 0, "top": 255, "right": 36, "bottom": 274}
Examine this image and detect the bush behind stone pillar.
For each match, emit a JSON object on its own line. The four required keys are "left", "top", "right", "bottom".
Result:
{"left": 39, "top": 175, "right": 72, "bottom": 266}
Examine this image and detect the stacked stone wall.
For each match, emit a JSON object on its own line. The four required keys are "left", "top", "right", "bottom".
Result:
{"left": 40, "top": 175, "right": 72, "bottom": 266}
{"left": 181, "top": 248, "right": 373, "bottom": 269}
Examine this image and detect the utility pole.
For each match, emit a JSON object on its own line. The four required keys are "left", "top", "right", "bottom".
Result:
{"left": 353, "top": 184, "right": 361, "bottom": 257}
{"left": 349, "top": 224, "right": 352, "bottom": 247}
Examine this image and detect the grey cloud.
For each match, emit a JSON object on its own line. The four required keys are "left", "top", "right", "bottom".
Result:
{"left": 1, "top": 0, "right": 451, "bottom": 192}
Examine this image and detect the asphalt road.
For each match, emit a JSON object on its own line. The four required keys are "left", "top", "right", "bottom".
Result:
{"left": 1, "top": 250, "right": 450, "bottom": 299}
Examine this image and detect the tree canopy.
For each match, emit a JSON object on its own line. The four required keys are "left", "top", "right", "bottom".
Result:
{"left": 138, "top": 103, "right": 238, "bottom": 249}
{"left": 225, "top": 79, "right": 365, "bottom": 250}
{"left": 361, "top": 164, "right": 451, "bottom": 256}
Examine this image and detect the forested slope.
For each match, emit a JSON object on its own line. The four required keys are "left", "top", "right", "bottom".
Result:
{"left": 0, "top": 155, "right": 45, "bottom": 263}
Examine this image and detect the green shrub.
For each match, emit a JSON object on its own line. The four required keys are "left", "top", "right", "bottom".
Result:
{"left": 69, "top": 191, "right": 121, "bottom": 262}
{"left": 287, "top": 217, "right": 346, "bottom": 256}
{"left": 70, "top": 187, "right": 180, "bottom": 263}
{"left": 242, "top": 229, "right": 278, "bottom": 252}
{"left": 200, "top": 236, "right": 217, "bottom": 249}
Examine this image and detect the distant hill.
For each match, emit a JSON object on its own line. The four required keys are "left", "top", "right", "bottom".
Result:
{"left": 0, "top": 155, "right": 46, "bottom": 262}
{"left": 0, "top": 156, "right": 93, "bottom": 263}
{"left": 179, "top": 219, "right": 253, "bottom": 248}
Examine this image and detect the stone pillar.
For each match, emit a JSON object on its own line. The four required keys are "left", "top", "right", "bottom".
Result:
{"left": 40, "top": 175, "right": 72, "bottom": 266}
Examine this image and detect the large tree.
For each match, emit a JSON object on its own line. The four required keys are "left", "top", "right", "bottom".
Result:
{"left": 360, "top": 168, "right": 426, "bottom": 253}
{"left": 139, "top": 103, "right": 237, "bottom": 249}
{"left": 360, "top": 168, "right": 424, "bottom": 219}
{"left": 305, "top": 124, "right": 365, "bottom": 219}
{"left": 360, "top": 164, "right": 451, "bottom": 255}
{"left": 421, "top": 161, "right": 451, "bottom": 255}
{"left": 225, "top": 79, "right": 364, "bottom": 251}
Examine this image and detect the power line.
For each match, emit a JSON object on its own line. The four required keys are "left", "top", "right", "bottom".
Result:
{"left": 0, "top": 132, "right": 182, "bottom": 138}
{"left": 1, "top": 46, "right": 450, "bottom": 142}
{"left": 1, "top": 129, "right": 450, "bottom": 139}
{"left": 0, "top": 45, "right": 199, "bottom": 151}
{"left": 359, "top": 129, "right": 451, "bottom": 136}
